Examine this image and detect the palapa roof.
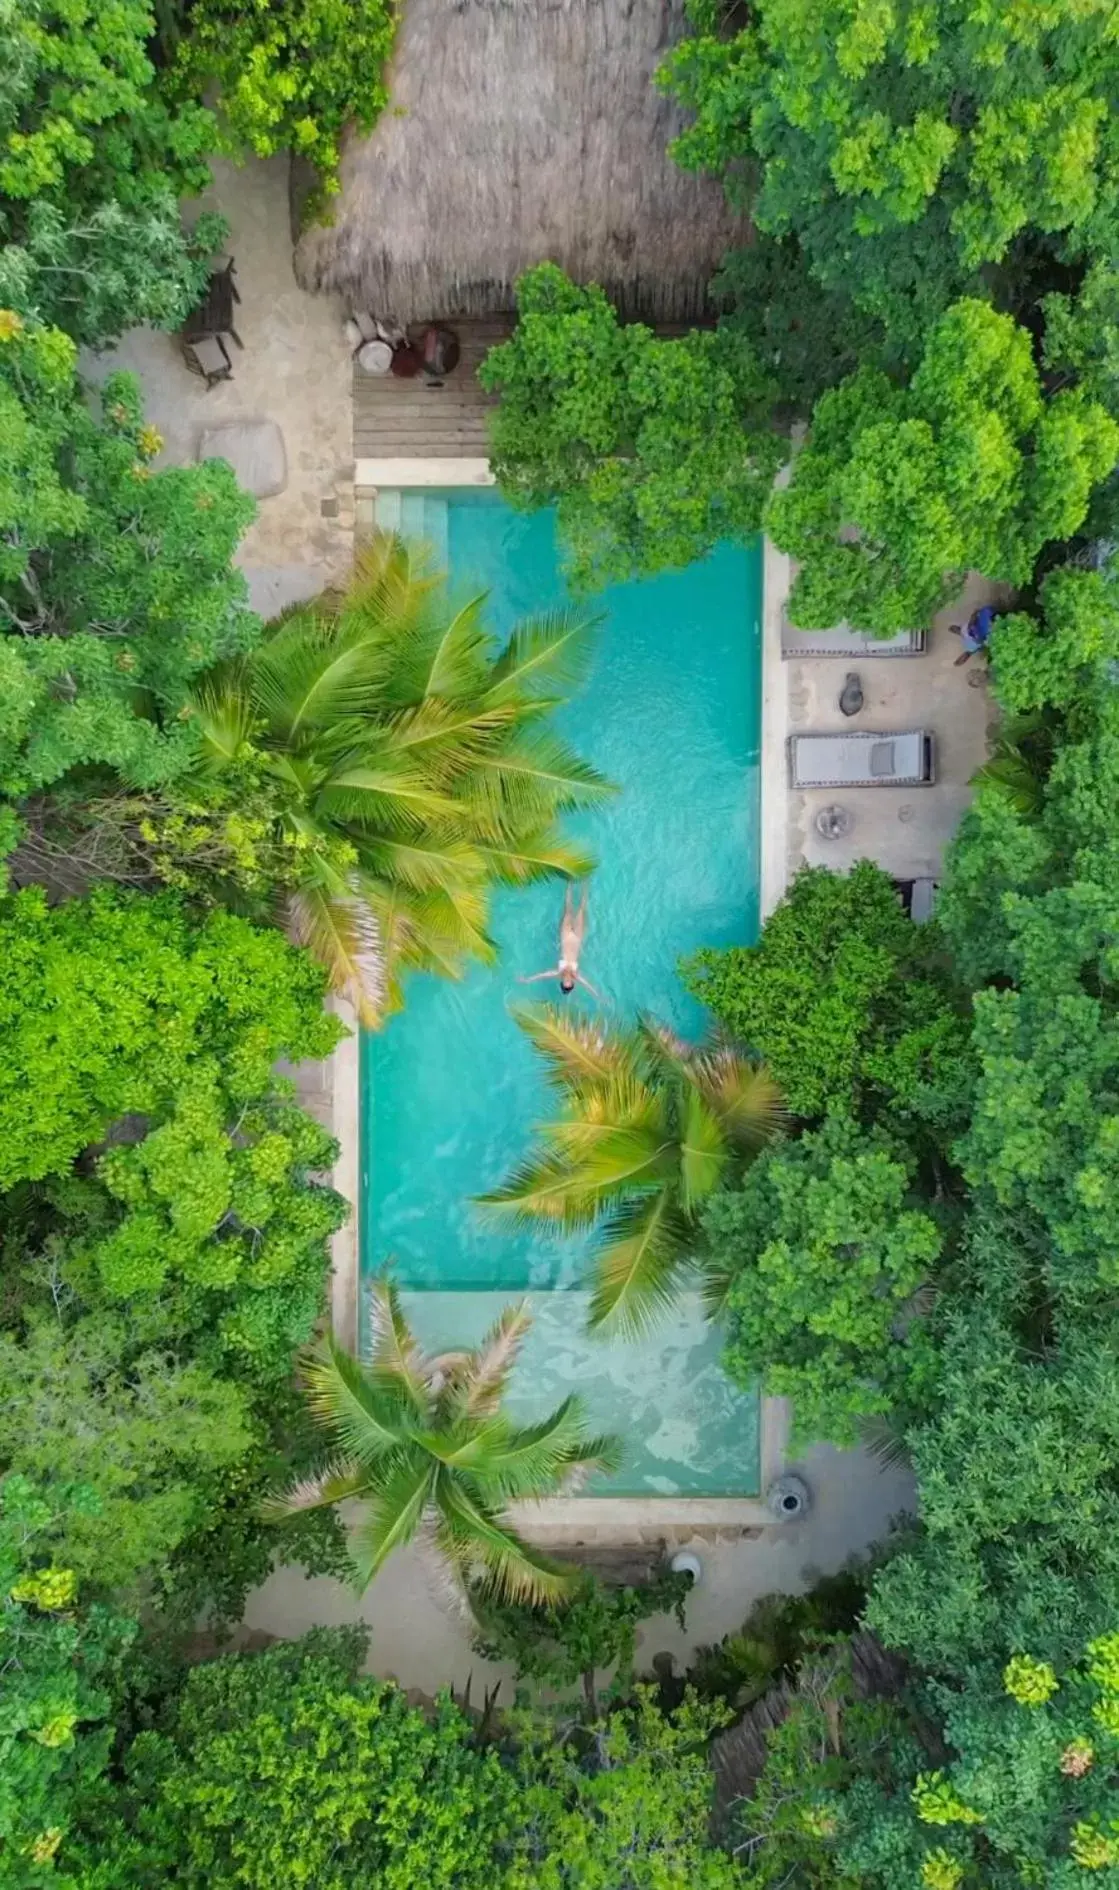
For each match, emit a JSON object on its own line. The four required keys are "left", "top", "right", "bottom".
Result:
{"left": 294, "top": 0, "right": 745, "bottom": 326}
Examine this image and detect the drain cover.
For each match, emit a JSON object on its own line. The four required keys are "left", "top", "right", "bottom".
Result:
{"left": 816, "top": 803, "right": 853, "bottom": 840}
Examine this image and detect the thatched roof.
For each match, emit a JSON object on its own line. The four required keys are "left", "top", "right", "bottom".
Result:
{"left": 294, "top": 0, "right": 745, "bottom": 326}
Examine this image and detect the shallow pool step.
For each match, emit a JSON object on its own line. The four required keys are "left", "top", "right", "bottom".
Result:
{"left": 373, "top": 490, "right": 449, "bottom": 573}
{"left": 374, "top": 489, "right": 402, "bottom": 535}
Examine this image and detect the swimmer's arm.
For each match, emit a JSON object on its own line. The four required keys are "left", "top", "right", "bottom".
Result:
{"left": 576, "top": 973, "right": 604, "bottom": 1000}
{"left": 517, "top": 970, "right": 556, "bottom": 984}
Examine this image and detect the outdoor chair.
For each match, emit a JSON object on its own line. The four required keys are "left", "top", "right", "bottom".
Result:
{"left": 180, "top": 332, "right": 234, "bottom": 390}
{"left": 182, "top": 257, "right": 243, "bottom": 351}
{"left": 788, "top": 729, "right": 936, "bottom": 787}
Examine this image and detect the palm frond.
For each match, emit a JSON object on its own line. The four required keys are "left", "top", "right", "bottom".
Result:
{"left": 971, "top": 750, "right": 1044, "bottom": 817}
{"left": 538, "top": 1125, "right": 673, "bottom": 1199}
{"left": 677, "top": 1082, "right": 731, "bottom": 1212}
{"left": 259, "top": 1457, "right": 367, "bottom": 1521}
{"left": 484, "top": 609, "right": 602, "bottom": 706}
{"left": 357, "top": 833, "right": 489, "bottom": 895}
{"left": 510, "top": 1003, "right": 635, "bottom": 1091}
{"left": 346, "top": 1455, "right": 435, "bottom": 1591}
{"left": 491, "top": 839, "right": 598, "bottom": 893}
{"left": 366, "top": 1277, "right": 430, "bottom": 1412}
{"left": 386, "top": 698, "right": 519, "bottom": 774}
{"left": 689, "top": 1047, "right": 785, "bottom": 1154}
{"left": 189, "top": 664, "right": 256, "bottom": 768}
{"left": 472, "top": 1399, "right": 622, "bottom": 1499}
{"left": 299, "top": 1337, "right": 412, "bottom": 1464}
{"left": 699, "top": 1252, "right": 738, "bottom": 1323}
{"left": 457, "top": 1300, "right": 532, "bottom": 1415}
{"left": 464, "top": 728, "right": 614, "bottom": 830}
{"left": 586, "top": 1191, "right": 695, "bottom": 1336}
{"left": 251, "top": 615, "right": 392, "bottom": 743}
{"left": 860, "top": 1413, "right": 913, "bottom": 1472}
{"left": 316, "top": 763, "right": 462, "bottom": 831}
{"left": 433, "top": 1479, "right": 578, "bottom": 1605}
{"left": 475, "top": 1149, "right": 604, "bottom": 1228}
{"left": 395, "top": 593, "right": 495, "bottom": 704}
{"left": 287, "top": 883, "right": 385, "bottom": 1025}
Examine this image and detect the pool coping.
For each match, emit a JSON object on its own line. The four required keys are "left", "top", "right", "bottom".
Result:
{"left": 329, "top": 467, "right": 795, "bottom": 1527}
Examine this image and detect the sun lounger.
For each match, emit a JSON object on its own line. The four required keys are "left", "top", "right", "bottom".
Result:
{"left": 893, "top": 877, "right": 938, "bottom": 922}
{"left": 781, "top": 616, "right": 927, "bottom": 658}
{"left": 789, "top": 730, "right": 936, "bottom": 788}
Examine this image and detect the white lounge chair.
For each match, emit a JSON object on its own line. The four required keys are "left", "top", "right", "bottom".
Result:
{"left": 781, "top": 614, "right": 927, "bottom": 658}
{"left": 789, "top": 730, "right": 936, "bottom": 788}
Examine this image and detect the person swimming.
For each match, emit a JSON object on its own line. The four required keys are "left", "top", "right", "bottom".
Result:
{"left": 519, "top": 883, "right": 602, "bottom": 1000}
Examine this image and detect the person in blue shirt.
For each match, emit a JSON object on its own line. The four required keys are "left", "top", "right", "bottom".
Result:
{"left": 951, "top": 604, "right": 997, "bottom": 667}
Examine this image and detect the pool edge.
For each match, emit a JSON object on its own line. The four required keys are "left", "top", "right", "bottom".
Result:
{"left": 330, "top": 475, "right": 795, "bottom": 1519}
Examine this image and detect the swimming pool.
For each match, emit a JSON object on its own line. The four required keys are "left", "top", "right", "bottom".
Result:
{"left": 362, "top": 490, "right": 764, "bottom": 1495}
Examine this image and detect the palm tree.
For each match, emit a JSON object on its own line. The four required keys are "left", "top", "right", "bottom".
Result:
{"left": 264, "top": 1278, "right": 621, "bottom": 1603}
{"left": 190, "top": 532, "right": 611, "bottom": 1023}
{"left": 476, "top": 1007, "right": 784, "bottom": 1334}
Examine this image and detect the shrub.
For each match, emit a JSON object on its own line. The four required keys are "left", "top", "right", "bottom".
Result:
{"left": 480, "top": 264, "right": 781, "bottom": 591}
{"left": 684, "top": 862, "right": 970, "bottom": 1140}
{"left": 87, "top": 1630, "right": 519, "bottom": 1890}
{"left": 170, "top": 0, "right": 396, "bottom": 208}
{"left": 710, "top": 1116, "right": 942, "bottom": 1449}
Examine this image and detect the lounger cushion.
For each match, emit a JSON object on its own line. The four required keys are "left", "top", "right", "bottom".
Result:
{"left": 869, "top": 741, "right": 897, "bottom": 777}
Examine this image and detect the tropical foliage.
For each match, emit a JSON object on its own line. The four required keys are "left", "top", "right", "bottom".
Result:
{"left": 480, "top": 264, "right": 782, "bottom": 590}
{"left": 0, "top": 0, "right": 221, "bottom": 345}
{"left": 684, "top": 861, "right": 970, "bottom": 1140}
{"left": 181, "top": 533, "right": 609, "bottom": 1023}
{"left": 515, "top": 1686, "right": 741, "bottom": 1890}
{"left": 268, "top": 1279, "right": 620, "bottom": 1602}
{"left": 0, "top": 319, "right": 256, "bottom": 836}
{"left": 661, "top": 0, "right": 1119, "bottom": 368}
{"left": 478, "top": 1006, "right": 783, "bottom": 1332}
{"left": 0, "top": 887, "right": 346, "bottom": 1608}
{"left": 708, "top": 1116, "right": 942, "bottom": 1449}
{"left": 473, "top": 1565, "right": 691, "bottom": 1716}
{"left": 166, "top": 0, "right": 396, "bottom": 210}
{"left": 0, "top": 1475, "right": 136, "bottom": 1888}
{"left": 766, "top": 300, "right": 1119, "bottom": 634}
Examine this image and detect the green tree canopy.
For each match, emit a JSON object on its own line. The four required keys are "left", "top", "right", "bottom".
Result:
{"left": 0, "top": 0, "right": 221, "bottom": 343}
{"left": 480, "top": 264, "right": 782, "bottom": 590}
{"left": 0, "top": 320, "right": 256, "bottom": 814}
{"left": 84, "top": 1629, "right": 518, "bottom": 1890}
{"left": 661, "top": 0, "right": 1119, "bottom": 365}
{"left": 0, "top": 1475, "right": 137, "bottom": 1890}
{"left": 683, "top": 861, "right": 971, "bottom": 1139}
{"left": 767, "top": 300, "right": 1119, "bottom": 633}
{"left": 0, "top": 887, "right": 346, "bottom": 1602}
{"left": 167, "top": 0, "right": 395, "bottom": 212}
{"left": 709, "top": 1117, "right": 942, "bottom": 1450}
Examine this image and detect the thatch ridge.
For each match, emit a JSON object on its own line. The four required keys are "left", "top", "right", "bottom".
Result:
{"left": 295, "top": 0, "right": 745, "bottom": 325}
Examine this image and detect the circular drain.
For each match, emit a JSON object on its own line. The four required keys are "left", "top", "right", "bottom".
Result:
{"left": 766, "top": 1474, "right": 811, "bottom": 1521}
{"left": 815, "top": 803, "right": 853, "bottom": 840}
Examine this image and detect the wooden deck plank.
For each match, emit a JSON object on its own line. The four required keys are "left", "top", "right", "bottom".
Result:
{"left": 352, "top": 316, "right": 509, "bottom": 461}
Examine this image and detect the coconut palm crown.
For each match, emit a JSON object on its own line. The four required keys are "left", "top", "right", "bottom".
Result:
{"left": 190, "top": 532, "right": 611, "bottom": 1023}
{"left": 264, "top": 1278, "right": 621, "bottom": 1603}
{"left": 477, "top": 1007, "right": 784, "bottom": 1334}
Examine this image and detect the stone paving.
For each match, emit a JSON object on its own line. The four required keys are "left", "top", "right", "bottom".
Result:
{"left": 82, "top": 156, "right": 356, "bottom": 621}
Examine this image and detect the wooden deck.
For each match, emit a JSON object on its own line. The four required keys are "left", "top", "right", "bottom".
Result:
{"left": 352, "top": 318, "right": 511, "bottom": 461}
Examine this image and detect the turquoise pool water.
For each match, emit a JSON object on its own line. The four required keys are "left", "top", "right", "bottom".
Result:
{"left": 361, "top": 491, "right": 763, "bottom": 1496}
